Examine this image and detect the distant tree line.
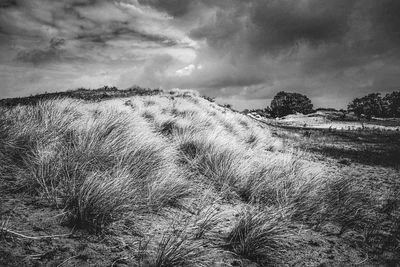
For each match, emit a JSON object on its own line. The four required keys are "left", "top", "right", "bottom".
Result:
{"left": 348, "top": 91, "right": 400, "bottom": 119}
{"left": 244, "top": 90, "right": 400, "bottom": 119}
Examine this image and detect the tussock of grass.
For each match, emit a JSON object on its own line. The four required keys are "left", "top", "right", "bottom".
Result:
{"left": 142, "top": 110, "right": 155, "bottom": 121}
{"left": 177, "top": 134, "right": 243, "bottom": 190}
{"left": 158, "top": 118, "right": 177, "bottom": 136}
{"left": 148, "top": 173, "right": 194, "bottom": 211}
{"left": 140, "top": 228, "right": 215, "bottom": 267}
{"left": 311, "top": 175, "right": 376, "bottom": 233}
{"left": 237, "top": 153, "right": 322, "bottom": 207}
{"left": 197, "top": 146, "right": 242, "bottom": 190}
{"left": 25, "top": 141, "right": 64, "bottom": 197}
{"left": 189, "top": 206, "right": 226, "bottom": 244}
{"left": 65, "top": 169, "right": 141, "bottom": 230}
{"left": 226, "top": 207, "right": 295, "bottom": 265}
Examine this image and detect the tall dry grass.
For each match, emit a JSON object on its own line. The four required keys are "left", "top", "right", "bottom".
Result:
{"left": 0, "top": 98, "right": 193, "bottom": 230}
{"left": 1, "top": 90, "right": 394, "bottom": 264}
{"left": 226, "top": 207, "right": 295, "bottom": 265}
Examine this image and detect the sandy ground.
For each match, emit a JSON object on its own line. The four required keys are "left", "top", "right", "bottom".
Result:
{"left": 249, "top": 112, "right": 400, "bottom": 131}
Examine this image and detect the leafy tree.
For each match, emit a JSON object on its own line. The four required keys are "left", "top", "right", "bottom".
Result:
{"left": 383, "top": 91, "right": 400, "bottom": 117}
{"left": 348, "top": 93, "right": 384, "bottom": 120}
{"left": 270, "top": 91, "right": 313, "bottom": 117}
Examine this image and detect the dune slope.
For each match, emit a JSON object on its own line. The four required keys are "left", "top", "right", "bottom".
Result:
{"left": 0, "top": 90, "right": 398, "bottom": 266}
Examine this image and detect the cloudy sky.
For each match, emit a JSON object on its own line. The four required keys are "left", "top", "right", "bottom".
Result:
{"left": 1, "top": 0, "right": 400, "bottom": 110}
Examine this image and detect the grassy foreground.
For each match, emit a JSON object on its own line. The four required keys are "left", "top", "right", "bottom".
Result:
{"left": 0, "top": 89, "right": 399, "bottom": 266}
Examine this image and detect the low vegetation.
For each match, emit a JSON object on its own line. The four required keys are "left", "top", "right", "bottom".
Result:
{"left": 246, "top": 90, "right": 400, "bottom": 121}
{"left": 226, "top": 207, "right": 294, "bottom": 265}
{"left": 0, "top": 88, "right": 399, "bottom": 266}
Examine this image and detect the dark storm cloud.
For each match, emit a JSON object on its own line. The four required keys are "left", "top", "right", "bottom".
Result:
{"left": 299, "top": 0, "right": 400, "bottom": 76}
{"left": 0, "top": 0, "right": 18, "bottom": 8}
{"left": 248, "top": 0, "right": 356, "bottom": 53}
{"left": 183, "top": 0, "right": 400, "bottom": 104}
{"left": 369, "top": 0, "right": 400, "bottom": 46}
{"left": 186, "top": 0, "right": 356, "bottom": 55}
{"left": 2, "top": 0, "right": 400, "bottom": 109}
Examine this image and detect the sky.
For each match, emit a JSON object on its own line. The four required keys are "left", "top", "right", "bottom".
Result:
{"left": 1, "top": 0, "right": 400, "bottom": 110}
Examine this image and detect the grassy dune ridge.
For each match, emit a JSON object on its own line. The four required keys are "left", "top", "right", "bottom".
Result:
{"left": 0, "top": 89, "right": 399, "bottom": 266}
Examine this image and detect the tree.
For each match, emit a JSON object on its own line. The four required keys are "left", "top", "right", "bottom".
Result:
{"left": 347, "top": 93, "right": 384, "bottom": 120}
{"left": 270, "top": 91, "right": 313, "bottom": 117}
{"left": 383, "top": 91, "right": 400, "bottom": 117}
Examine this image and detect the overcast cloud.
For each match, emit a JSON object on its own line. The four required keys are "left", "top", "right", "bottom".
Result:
{"left": 1, "top": 0, "right": 400, "bottom": 109}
